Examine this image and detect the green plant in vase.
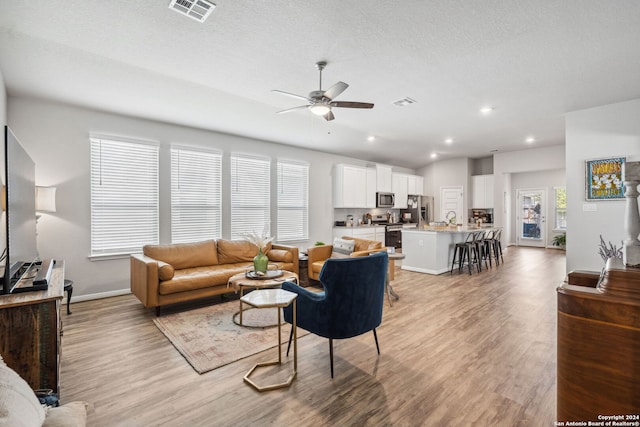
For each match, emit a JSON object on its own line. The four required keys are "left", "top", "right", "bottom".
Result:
{"left": 244, "top": 229, "right": 274, "bottom": 274}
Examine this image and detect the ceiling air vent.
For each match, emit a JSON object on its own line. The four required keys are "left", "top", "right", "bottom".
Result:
{"left": 392, "top": 97, "right": 417, "bottom": 107}
{"left": 169, "top": 0, "right": 216, "bottom": 23}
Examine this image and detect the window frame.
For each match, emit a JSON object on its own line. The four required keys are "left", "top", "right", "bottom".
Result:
{"left": 89, "top": 136, "right": 159, "bottom": 258}
{"left": 553, "top": 186, "right": 567, "bottom": 231}
{"left": 170, "top": 145, "right": 222, "bottom": 243}
{"left": 230, "top": 153, "right": 271, "bottom": 240}
{"left": 276, "top": 159, "right": 309, "bottom": 242}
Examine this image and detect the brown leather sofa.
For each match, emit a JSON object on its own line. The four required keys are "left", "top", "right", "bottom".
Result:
{"left": 130, "top": 239, "right": 298, "bottom": 314}
{"left": 307, "top": 236, "right": 385, "bottom": 281}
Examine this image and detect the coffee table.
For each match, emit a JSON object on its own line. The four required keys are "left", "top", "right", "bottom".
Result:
{"left": 241, "top": 289, "right": 297, "bottom": 391}
{"left": 227, "top": 270, "right": 298, "bottom": 326}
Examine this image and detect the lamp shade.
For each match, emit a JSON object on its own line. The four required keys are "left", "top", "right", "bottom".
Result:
{"left": 35, "top": 186, "right": 57, "bottom": 212}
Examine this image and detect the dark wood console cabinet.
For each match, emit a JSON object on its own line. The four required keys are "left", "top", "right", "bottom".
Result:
{"left": 0, "top": 262, "right": 64, "bottom": 396}
{"left": 557, "top": 260, "right": 640, "bottom": 419}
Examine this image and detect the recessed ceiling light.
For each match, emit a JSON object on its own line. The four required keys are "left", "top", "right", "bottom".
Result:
{"left": 430, "top": 153, "right": 438, "bottom": 159}
{"left": 367, "top": 136, "right": 375, "bottom": 142}
{"left": 525, "top": 136, "right": 535, "bottom": 143}
{"left": 479, "top": 106, "right": 494, "bottom": 115}
{"left": 445, "top": 138, "right": 453, "bottom": 144}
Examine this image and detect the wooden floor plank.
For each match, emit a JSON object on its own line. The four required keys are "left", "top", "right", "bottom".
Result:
{"left": 60, "top": 246, "right": 564, "bottom": 426}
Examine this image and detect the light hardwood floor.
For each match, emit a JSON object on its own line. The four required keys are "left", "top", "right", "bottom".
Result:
{"left": 60, "top": 246, "right": 565, "bottom": 426}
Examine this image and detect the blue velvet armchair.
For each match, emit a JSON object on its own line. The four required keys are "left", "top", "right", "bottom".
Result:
{"left": 282, "top": 251, "right": 388, "bottom": 378}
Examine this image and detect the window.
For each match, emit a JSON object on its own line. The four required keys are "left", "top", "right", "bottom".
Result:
{"left": 171, "top": 146, "right": 222, "bottom": 243}
{"left": 277, "top": 160, "right": 309, "bottom": 242}
{"left": 554, "top": 187, "right": 567, "bottom": 230}
{"left": 230, "top": 154, "right": 271, "bottom": 240}
{"left": 90, "top": 137, "right": 159, "bottom": 256}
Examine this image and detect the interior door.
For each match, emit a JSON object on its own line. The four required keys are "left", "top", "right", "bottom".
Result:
{"left": 516, "top": 188, "right": 546, "bottom": 247}
{"left": 440, "top": 187, "right": 463, "bottom": 224}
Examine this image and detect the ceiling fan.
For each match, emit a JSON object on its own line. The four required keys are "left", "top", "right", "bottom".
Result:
{"left": 272, "top": 61, "right": 374, "bottom": 121}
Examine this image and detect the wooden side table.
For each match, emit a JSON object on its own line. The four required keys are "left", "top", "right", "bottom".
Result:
{"left": 241, "top": 289, "right": 297, "bottom": 391}
{"left": 386, "top": 252, "right": 404, "bottom": 305}
{"left": 298, "top": 255, "right": 309, "bottom": 287}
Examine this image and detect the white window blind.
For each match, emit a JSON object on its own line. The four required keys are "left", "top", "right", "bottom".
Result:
{"left": 171, "top": 146, "right": 222, "bottom": 243}
{"left": 90, "top": 137, "right": 159, "bottom": 256}
{"left": 230, "top": 154, "right": 271, "bottom": 240}
{"left": 277, "top": 160, "right": 309, "bottom": 242}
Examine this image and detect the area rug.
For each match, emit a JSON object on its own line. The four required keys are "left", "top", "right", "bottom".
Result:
{"left": 153, "top": 301, "right": 307, "bottom": 374}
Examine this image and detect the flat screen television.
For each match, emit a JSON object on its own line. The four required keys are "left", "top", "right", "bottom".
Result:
{"left": 2, "top": 126, "right": 52, "bottom": 293}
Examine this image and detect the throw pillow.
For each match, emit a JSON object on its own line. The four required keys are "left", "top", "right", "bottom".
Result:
{"left": 157, "top": 261, "right": 175, "bottom": 281}
{"left": 0, "top": 354, "right": 46, "bottom": 427}
{"left": 43, "top": 401, "right": 89, "bottom": 427}
{"left": 331, "top": 238, "right": 355, "bottom": 259}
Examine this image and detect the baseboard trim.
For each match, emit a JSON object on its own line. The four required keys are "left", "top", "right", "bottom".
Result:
{"left": 64, "top": 288, "right": 131, "bottom": 305}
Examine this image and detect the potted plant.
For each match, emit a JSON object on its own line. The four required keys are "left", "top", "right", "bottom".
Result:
{"left": 552, "top": 232, "right": 566, "bottom": 250}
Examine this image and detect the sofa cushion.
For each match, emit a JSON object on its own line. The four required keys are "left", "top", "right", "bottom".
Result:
{"left": 268, "top": 249, "right": 293, "bottom": 263}
{"left": 158, "top": 263, "right": 253, "bottom": 295}
{"left": 348, "top": 237, "right": 382, "bottom": 252}
{"left": 157, "top": 261, "right": 175, "bottom": 281}
{"left": 144, "top": 240, "right": 218, "bottom": 270}
{"left": 217, "top": 239, "right": 272, "bottom": 264}
{"left": 43, "top": 401, "right": 89, "bottom": 427}
{"left": 0, "top": 354, "right": 46, "bottom": 427}
{"left": 331, "top": 238, "right": 355, "bottom": 259}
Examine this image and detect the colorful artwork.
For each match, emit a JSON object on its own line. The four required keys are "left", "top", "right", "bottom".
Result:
{"left": 585, "top": 157, "right": 626, "bottom": 200}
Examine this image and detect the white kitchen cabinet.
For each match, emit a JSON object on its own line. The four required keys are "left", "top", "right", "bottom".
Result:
{"left": 392, "top": 173, "right": 408, "bottom": 208}
{"left": 407, "top": 175, "right": 424, "bottom": 196}
{"left": 472, "top": 174, "right": 494, "bottom": 208}
{"left": 333, "top": 164, "right": 367, "bottom": 208}
{"left": 366, "top": 167, "right": 377, "bottom": 208}
{"left": 376, "top": 164, "right": 393, "bottom": 192}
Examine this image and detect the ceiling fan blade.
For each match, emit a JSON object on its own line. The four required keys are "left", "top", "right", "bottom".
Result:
{"left": 272, "top": 90, "right": 311, "bottom": 102}
{"left": 323, "top": 110, "right": 335, "bottom": 121}
{"left": 323, "top": 81, "right": 348, "bottom": 100}
{"left": 277, "top": 105, "right": 310, "bottom": 114}
{"left": 330, "top": 101, "right": 374, "bottom": 109}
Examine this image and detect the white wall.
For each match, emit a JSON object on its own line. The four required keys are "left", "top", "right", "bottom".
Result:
{"left": 7, "top": 96, "right": 410, "bottom": 300}
{"left": 510, "top": 169, "right": 565, "bottom": 247}
{"left": 420, "top": 157, "right": 471, "bottom": 223}
{"left": 565, "top": 98, "right": 640, "bottom": 273}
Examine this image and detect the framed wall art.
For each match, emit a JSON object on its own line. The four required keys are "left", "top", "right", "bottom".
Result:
{"left": 585, "top": 156, "right": 626, "bottom": 200}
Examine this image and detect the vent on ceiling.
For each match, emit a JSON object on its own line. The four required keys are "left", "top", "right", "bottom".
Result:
{"left": 392, "top": 97, "right": 417, "bottom": 107}
{"left": 169, "top": 0, "right": 216, "bottom": 23}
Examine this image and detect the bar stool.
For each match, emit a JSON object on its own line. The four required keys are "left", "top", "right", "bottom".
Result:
{"left": 64, "top": 279, "right": 73, "bottom": 315}
{"left": 483, "top": 229, "right": 497, "bottom": 268}
{"left": 493, "top": 228, "right": 504, "bottom": 264}
{"left": 451, "top": 232, "right": 476, "bottom": 275}
{"left": 472, "top": 230, "right": 489, "bottom": 271}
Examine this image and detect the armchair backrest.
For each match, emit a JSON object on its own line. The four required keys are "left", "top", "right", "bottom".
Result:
{"left": 318, "top": 251, "right": 389, "bottom": 339}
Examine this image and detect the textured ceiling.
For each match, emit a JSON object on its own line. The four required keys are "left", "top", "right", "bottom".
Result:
{"left": 1, "top": 0, "right": 640, "bottom": 169}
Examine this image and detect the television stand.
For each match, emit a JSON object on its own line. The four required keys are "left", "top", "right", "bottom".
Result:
{"left": 0, "top": 261, "right": 64, "bottom": 395}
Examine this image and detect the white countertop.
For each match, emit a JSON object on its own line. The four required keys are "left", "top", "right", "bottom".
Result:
{"left": 403, "top": 225, "right": 495, "bottom": 234}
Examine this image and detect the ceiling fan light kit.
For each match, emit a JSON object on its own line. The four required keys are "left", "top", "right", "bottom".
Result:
{"left": 273, "top": 61, "right": 374, "bottom": 121}
{"left": 310, "top": 104, "right": 331, "bottom": 116}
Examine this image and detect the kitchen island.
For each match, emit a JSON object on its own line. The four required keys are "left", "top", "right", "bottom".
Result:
{"left": 401, "top": 226, "right": 493, "bottom": 275}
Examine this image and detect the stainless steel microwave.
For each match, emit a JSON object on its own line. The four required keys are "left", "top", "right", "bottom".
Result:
{"left": 376, "top": 192, "right": 395, "bottom": 208}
